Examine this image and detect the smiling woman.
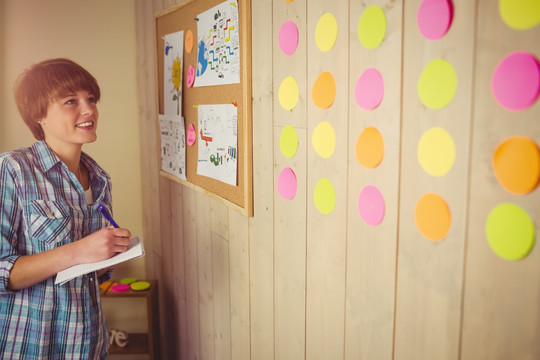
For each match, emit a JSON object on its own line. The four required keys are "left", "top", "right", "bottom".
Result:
{"left": 0, "top": 58, "right": 133, "bottom": 359}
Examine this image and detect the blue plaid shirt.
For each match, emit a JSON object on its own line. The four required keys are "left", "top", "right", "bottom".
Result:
{"left": 0, "top": 141, "right": 112, "bottom": 359}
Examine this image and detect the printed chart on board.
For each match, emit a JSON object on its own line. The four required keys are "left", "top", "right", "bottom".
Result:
{"left": 159, "top": 114, "right": 187, "bottom": 180}
{"left": 197, "top": 104, "right": 237, "bottom": 186}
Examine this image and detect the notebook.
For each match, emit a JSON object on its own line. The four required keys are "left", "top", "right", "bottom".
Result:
{"left": 55, "top": 236, "right": 145, "bottom": 285}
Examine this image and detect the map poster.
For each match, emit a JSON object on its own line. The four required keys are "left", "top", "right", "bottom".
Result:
{"left": 194, "top": 0, "right": 240, "bottom": 87}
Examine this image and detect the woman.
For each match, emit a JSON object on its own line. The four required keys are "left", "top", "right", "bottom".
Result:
{"left": 0, "top": 58, "right": 132, "bottom": 359}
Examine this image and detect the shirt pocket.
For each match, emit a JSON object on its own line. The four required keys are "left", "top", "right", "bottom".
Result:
{"left": 29, "top": 200, "right": 72, "bottom": 247}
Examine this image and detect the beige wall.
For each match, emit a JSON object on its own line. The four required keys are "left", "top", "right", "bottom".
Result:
{"left": 136, "top": 0, "right": 540, "bottom": 360}
{"left": 1, "top": 0, "right": 145, "bottom": 280}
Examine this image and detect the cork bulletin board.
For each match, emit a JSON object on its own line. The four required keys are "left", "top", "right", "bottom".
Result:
{"left": 155, "top": 0, "right": 253, "bottom": 216}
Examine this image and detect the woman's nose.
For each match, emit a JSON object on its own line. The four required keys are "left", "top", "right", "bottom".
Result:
{"left": 80, "top": 101, "right": 96, "bottom": 116}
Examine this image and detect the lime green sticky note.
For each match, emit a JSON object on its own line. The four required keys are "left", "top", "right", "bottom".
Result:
{"left": 130, "top": 281, "right": 151, "bottom": 291}
{"left": 312, "top": 121, "right": 336, "bottom": 159}
{"left": 315, "top": 13, "right": 338, "bottom": 52}
{"left": 119, "top": 277, "right": 138, "bottom": 285}
{"left": 486, "top": 203, "right": 535, "bottom": 261}
{"left": 418, "top": 59, "right": 457, "bottom": 109}
{"left": 280, "top": 125, "right": 299, "bottom": 158}
{"left": 314, "top": 178, "right": 336, "bottom": 215}
{"left": 417, "top": 127, "right": 456, "bottom": 177}
{"left": 499, "top": 0, "right": 540, "bottom": 30}
{"left": 279, "top": 76, "right": 299, "bottom": 111}
{"left": 358, "top": 5, "right": 386, "bottom": 49}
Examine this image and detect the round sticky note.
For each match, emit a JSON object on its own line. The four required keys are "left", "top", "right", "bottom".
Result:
{"left": 314, "top": 178, "right": 336, "bottom": 214}
{"left": 277, "top": 167, "right": 297, "bottom": 200}
{"left": 486, "top": 203, "right": 535, "bottom": 261}
{"left": 111, "top": 284, "right": 130, "bottom": 293}
{"left": 357, "top": 5, "right": 386, "bottom": 49}
{"left": 356, "top": 127, "right": 384, "bottom": 168}
{"left": 415, "top": 193, "right": 451, "bottom": 241}
{"left": 417, "top": 0, "right": 453, "bottom": 40}
{"left": 491, "top": 52, "right": 540, "bottom": 111}
{"left": 187, "top": 123, "right": 197, "bottom": 146}
{"left": 119, "top": 277, "right": 138, "bottom": 285}
{"left": 185, "top": 30, "right": 194, "bottom": 53}
{"left": 418, "top": 59, "right": 458, "bottom": 109}
{"left": 187, "top": 65, "right": 195, "bottom": 88}
{"left": 131, "top": 281, "right": 151, "bottom": 291}
{"left": 312, "top": 72, "right": 336, "bottom": 109}
{"left": 312, "top": 121, "right": 336, "bottom": 158}
{"left": 492, "top": 136, "right": 540, "bottom": 195}
{"left": 355, "top": 68, "right": 384, "bottom": 110}
{"left": 358, "top": 185, "right": 385, "bottom": 226}
{"left": 279, "top": 21, "right": 299, "bottom": 55}
{"left": 280, "top": 125, "right": 299, "bottom": 158}
{"left": 315, "top": 13, "right": 338, "bottom": 52}
{"left": 499, "top": 0, "right": 540, "bottom": 30}
{"left": 417, "top": 127, "right": 456, "bottom": 177}
{"left": 279, "top": 76, "right": 300, "bottom": 111}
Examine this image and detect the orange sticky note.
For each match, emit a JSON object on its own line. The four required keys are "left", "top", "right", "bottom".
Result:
{"left": 493, "top": 136, "right": 540, "bottom": 195}
{"left": 415, "top": 193, "right": 451, "bottom": 241}
{"left": 312, "top": 72, "right": 336, "bottom": 109}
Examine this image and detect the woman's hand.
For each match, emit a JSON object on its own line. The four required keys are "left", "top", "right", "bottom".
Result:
{"left": 76, "top": 227, "right": 131, "bottom": 264}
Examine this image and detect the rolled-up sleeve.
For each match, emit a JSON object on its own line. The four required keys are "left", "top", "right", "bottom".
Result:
{"left": 0, "top": 157, "right": 22, "bottom": 293}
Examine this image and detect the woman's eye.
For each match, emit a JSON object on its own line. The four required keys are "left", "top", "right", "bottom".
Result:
{"left": 88, "top": 97, "right": 96, "bottom": 103}
{"left": 64, "top": 99, "right": 76, "bottom": 105}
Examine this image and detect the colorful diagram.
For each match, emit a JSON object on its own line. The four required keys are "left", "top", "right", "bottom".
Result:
{"left": 195, "top": 0, "right": 240, "bottom": 87}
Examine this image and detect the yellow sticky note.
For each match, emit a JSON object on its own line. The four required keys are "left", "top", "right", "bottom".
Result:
{"left": 418, "top": 59, "right": 457, "bottom": 109}
{"left": 486, "top": 203, "right": 535, "bottom": 261}
{"left": 279, "top": 76, "right": 299, "bottom": 111}
{"left": 312, "top": 121, "right": 336, "bottom": 159}
{"left": 417, "top": 127, "right": 455, "bottom": 177}
{"left": 358, "top": 5, "right": 386, "bottom": 49}
{"left": 280, "top": 125, "right": 299, "bottom": 158}
{"left": 499, "top": 0, "right": 540, "bottom": 30}
{"left": 314, "top": 178, "right": 336, "bottom": 214}
{"left": 315, "top": 13, "right": 338, "bottom": 52}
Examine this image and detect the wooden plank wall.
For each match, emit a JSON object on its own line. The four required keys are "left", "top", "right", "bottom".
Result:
{"left": 134, "top": 0, "right": 540, "bottom": 359}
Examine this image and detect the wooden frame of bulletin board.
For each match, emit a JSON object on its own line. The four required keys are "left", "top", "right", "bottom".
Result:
{"left": 155, "top": 0, "right": 253, "bottom": 216}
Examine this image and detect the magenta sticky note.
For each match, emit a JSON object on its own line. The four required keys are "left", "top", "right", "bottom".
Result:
{"left": 355, "top": 68, "right": 384, "bottom": 110}
{"left": 358, "top": 185, "right": 385, "bottom": 226}
{"left": 277, "top": 167, "right": 297, "bottom": 200}
{"left": 187, "top": 65, "right": 195, "bottom": 88}
{"left": 187, "top": 123, "right": 196, "bottom": 146}
{"left": 492, "top": 51, "right": 540, "bottom": 111}
{"left": 279, "top": 21, "right": 299, "bottom": 56}
{"left": 417, "top": 0, "right": 453, "bottom": 40}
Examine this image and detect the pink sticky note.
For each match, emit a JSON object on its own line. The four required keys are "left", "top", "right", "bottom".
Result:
{"left": 187, "top": 123, "right": 196, "bottom": 146}
{"left": 358, "top": 185, "right": 385, "bottom": 226}
{"left": 491, "top": 52, "right": 540, "bottom": 111}
{"left": 355, "top": 68, "right": 384, "bottom": 110}
{"left": 111, "top": 284, "right": 130, "bottom": 293}
{"left": 278, "top": 21, "right": 299, "bottom": 56}
{"left": 417, "top": 0, "right": 453, "bottom": 40}
{"left": 187, "top": 65, "right": 195, "bottom": 88}
{"left": 277, "top": 167, "right": 297, "bottom": 200}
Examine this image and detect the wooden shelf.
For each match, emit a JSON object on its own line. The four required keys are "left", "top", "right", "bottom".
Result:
{"left": 101, "top": 280, "right": 159, "bottom": 359}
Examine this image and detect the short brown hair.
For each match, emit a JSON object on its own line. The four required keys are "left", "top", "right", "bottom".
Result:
{"left": 13, "top": 58, "right": 101, "bottom": 140}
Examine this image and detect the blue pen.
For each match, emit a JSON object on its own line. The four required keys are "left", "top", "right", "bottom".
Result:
{"left": 98, "top": 204, "right": 119, "bottom": 228}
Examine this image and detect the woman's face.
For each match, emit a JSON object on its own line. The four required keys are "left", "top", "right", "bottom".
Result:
{"left": 40, "top": 89, "right": 99, "bottom": 152}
